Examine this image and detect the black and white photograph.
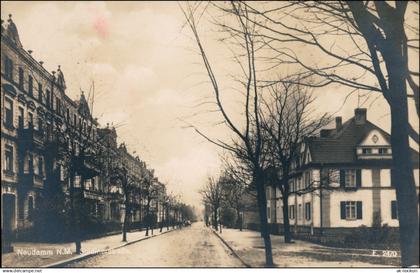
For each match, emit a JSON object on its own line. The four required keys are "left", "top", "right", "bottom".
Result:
{"left": 0, "top": 1, "right": 419, "bottom": 271}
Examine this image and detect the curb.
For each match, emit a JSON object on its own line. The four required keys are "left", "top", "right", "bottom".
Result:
{"left": 45, "top": 228, "right": 178, "bottom": 267}
{"left": 210, "top": 228, "right": 251, "bottom": 268}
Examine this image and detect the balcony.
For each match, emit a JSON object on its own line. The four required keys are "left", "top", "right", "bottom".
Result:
{"left": 82, "top": 189, "right": 104, "bottom": 201}
{"left": 20, "top": 171, "right": 35, "bottom": 187}
{"left": 17, "top": 126, "right": 45, "bottom": 151}
{"left": 73, "top": 155, "right": 100, "bottom": 179}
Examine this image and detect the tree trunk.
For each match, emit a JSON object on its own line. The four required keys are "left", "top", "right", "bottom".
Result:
{"left": 145, "top": 198, "right": 151, "bottom": 236}
{"left": 69, "top": 171, "right": 82, "bottom": 254}
{"left": 213, "top": 208, "right": 218, "bottom": 231}
{"left": 255, "top": 170, "right": 274, "bottom": 267}
{"left": 236, "top": 209, "right": 241, "bottom": 230}
{"left": 281, "top": 190, "right": 292, "bottom": 243}
{"left": 219, "top": 211, "right": 222, "bottom": 234}
{"left": 389, "top": 96, "right": 419, "bottom": 267}
{"left": 160, "top": 206, "right": 164, "bottom": 233}
{"left": 166, "top": 207, "right": 170, "bottom": 231}
{"left": 122, "top": 201, "right": 129, "bottom": 242}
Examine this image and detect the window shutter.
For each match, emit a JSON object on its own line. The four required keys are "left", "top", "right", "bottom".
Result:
{"left": 391, "top": 201, "right": 398, "bottom": 219}
{"left": 357, "top": 201, "right": 363, "bottom": 219}
{"left": 340, "top": 170, "right": 345, "bottom": 188}
{"left": 356, "top": 169, "right": 362, "bottom": 188}
{"left": 340, "top": 201, "right": 346, "bottom": 219}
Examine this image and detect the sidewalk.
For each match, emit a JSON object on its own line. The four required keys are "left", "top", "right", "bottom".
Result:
{"left": 1, "top": 227, "right": 174, "bottom": 268}
{"left": 213, "top": 227, "right": 400, "bottom": 267}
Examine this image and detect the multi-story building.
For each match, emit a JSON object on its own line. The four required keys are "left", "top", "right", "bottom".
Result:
{"left": 1, "top": 15, "right": 167, "bottom": 245}
{"left": 265, "top": 108, "right": 419, "bottom": 237}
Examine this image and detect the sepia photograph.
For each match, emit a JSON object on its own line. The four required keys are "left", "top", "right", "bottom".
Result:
{"left": 0, "top": 1, "right": 419, "bottom": 271}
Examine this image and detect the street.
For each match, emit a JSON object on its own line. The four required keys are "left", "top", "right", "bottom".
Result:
{"left": 66, "top": 223, "right": 244, "bottom": 267}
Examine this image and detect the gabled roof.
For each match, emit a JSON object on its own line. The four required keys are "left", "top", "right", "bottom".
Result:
{"left": 306, "top": 117, "right": 419, "bottom": 165}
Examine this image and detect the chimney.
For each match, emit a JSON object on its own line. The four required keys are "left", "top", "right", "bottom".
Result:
{"left": 335, "top": 116, "right": 342, "bottom": 131}
{"left": 354, "top": 108, "right": 367, "bottom": 125}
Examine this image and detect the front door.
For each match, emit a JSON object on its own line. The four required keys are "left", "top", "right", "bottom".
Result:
{"left": 2, "top": 194, "right": 16, "bottom": 238}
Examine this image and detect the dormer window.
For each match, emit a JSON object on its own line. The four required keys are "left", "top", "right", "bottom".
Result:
{"left": 362, "top": 148, "right": 372, "bottom": 155}
{"left": 379, "top": 148, "right": 388, "bottom": 154}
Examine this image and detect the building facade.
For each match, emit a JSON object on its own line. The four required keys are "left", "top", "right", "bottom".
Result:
{"left": 265, "top": 108, "right": 419, "bottom": 236}
{"left": 1, "top": 15, "right": 167, "bottom": 245}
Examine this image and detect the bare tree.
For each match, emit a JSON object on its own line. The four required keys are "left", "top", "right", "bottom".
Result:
{"left": 181, "top": 2, "right": 274, "bottom": 265}
{"left": 109, "top": 143, "right": 142, "bottom": 242}
{"left": 239, "top": 1, "right": 419, "bottom": 266}
{"left": 141, "top": 173, "right": 160, "bottom": 236}
{"left": 219, "top": 172, "right": 247, "bottom": 231}
{"left": 261, "top": 80, "right": 331, "bottom": 243}
{"left": 200, "top": 176, "right": 223, "bottom": 231}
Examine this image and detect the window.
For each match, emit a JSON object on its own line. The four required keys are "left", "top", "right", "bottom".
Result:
{"left": 362, "top": 148, "right": 372, "bottom": 154}
{"left": 18, "top": 107, "right": 24, "bottom": 128}
{"left": 56, "top": 97, "right": 61, "bottom": 114}
{"left": 5, "top": 145, "right": 14, "bottom": 172}
{"left": 46, "top": 90, "right": 51, "bottom": 107}
{"left": 340, "top": 169, "right": 360, "bottom": 188}
{"left": 38, "top": 117, "right": 43, "bottom": 132}
{"left": 19, "top": 67, "right": 24, "bottom": 90}
{"left": 4, "top": 98, "right": 14, "bottom": 128}
{"left": 74, "top": 175, "right": 81, "bottom": 187}
{"left": 345, "top": 170, "right": 356, "bottom": 187}
{"left": 379, "top": 148, "right": 389, "bottom": 154}
{"left": 305, "top": 202, "right": 311, "bottom": 220}
{"left": 28, "top": 154, "right": 34, "bottom": 173}
{"left": 340, "top": 201, "right": 363, "bottom": 220}
{"left": 38, "top": 83, "right": 43, "bottom": 102}
{"left": 28, "top": 196, "right": 34, "bottom": 221}
{"left": 85, "top": 179, "right": 92, "bottom": 190}
{"left": 4, "top": 56, "right": 13, "bottom": 80}
{"left": 66, "top": 108, "right": 70, "bottom": 121}
{"left": 391, "top": 200, "right": 398, "bottom": 219}
{"left": 289, "top": 205, "right": 295, "bottom": 219}
{"left": 298, "top": 204, "right": 302, "bottom": 220}
{"left": 38, "top": 157, "right": 44, "bottom": 176}
{"left": 73, "top": 114, "right": 77, "bottom": 126}
{"left": 28, "top": 76, "right": 33, "bottom": 96}
{"left": 267, "top": 207, "right": 271, "bottom": 219}
{"left": 28, "top": 112, "right": 34, "bottom": 128}
{"left": 304, "top": 172, "right": 311, "bottom": 189}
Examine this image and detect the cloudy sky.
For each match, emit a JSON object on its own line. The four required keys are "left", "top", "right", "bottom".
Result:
{"left": 2, "top": 1, "right": 418, "bottom": 207}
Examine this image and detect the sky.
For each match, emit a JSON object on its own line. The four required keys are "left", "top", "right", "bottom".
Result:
{"left": 1, "top": 1, "right": 418, "bottom": 207}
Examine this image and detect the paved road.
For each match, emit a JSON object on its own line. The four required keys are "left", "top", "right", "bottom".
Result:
{"left": 67, "top": 222, "right": 243, "bottom": 267}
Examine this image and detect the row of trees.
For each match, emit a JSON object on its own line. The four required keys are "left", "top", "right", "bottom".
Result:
{"left": 201, "top": 173, "right": 249, "bottom": 232}
{"left": 183, "top": 1, "right": 419, "bottom": 267}
{"left": 33, "top": 81, "right": 194, "bottom": 254}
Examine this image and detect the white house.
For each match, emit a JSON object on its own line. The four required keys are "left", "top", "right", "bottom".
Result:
{"left": 266, "top": 108, "right": 419, "bottom": 236}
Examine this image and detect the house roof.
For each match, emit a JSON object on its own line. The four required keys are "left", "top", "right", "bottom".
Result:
{"left": 307, "top": 117, "right": 419, "bottom": 165}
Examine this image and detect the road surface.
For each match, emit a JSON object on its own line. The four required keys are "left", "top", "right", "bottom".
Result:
{"left": 67, "top": 222, "right": 243, "bottom": 267}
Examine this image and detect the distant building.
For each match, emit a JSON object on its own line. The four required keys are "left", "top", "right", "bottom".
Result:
{"left": 265, "top": 108, "right": 419, "bottom": 236}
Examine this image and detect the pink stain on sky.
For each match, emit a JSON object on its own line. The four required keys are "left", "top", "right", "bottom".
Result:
{"left": 93, "top": 15, "right": 109, "bottom": 39}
